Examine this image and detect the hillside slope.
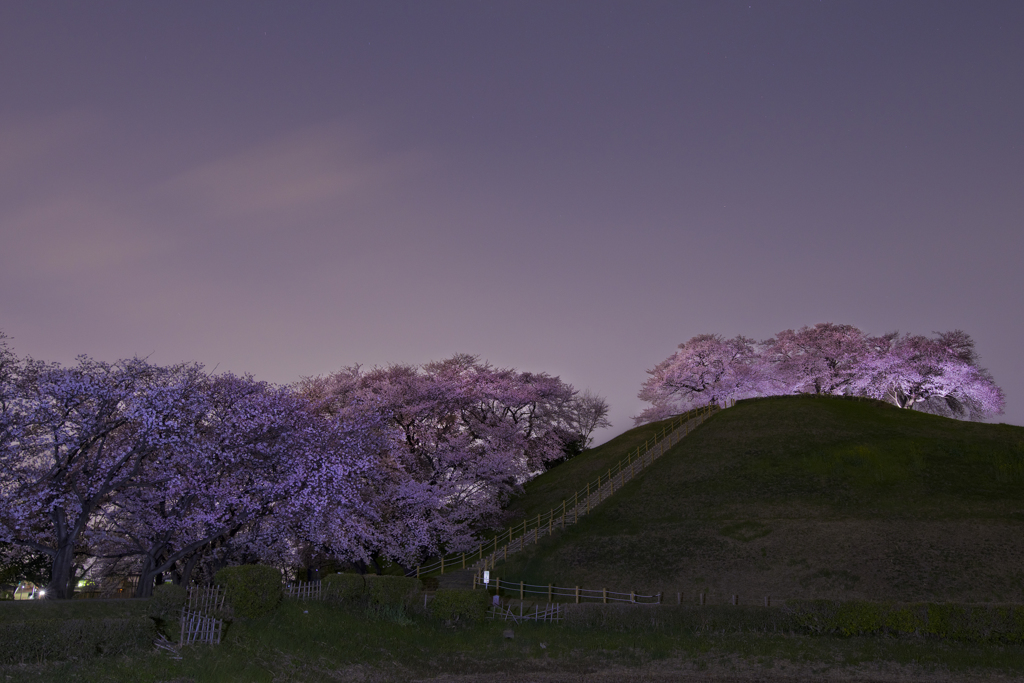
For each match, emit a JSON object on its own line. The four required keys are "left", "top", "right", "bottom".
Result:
{"left": 496, "top": 395, "right": 1024, "bottom": 603}
{"left": 505, "top": 412, "right": 694, "bottom": 522}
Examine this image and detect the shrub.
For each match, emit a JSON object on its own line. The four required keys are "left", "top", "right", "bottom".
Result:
{"left": 364, "top": 575, "right": 421, "bottom": 611}
{"left": 563, "top": 603, "right": 793, "bottom": 633}
{"left": 323, "top": 572, "right": 365, "bottom": 603}
{"left": 429, "top": 589, "right": 490, "bottom": 626}
{"left": 216, "top": 565, "right": 282, "bottom": 619}
{"left": 148, "top": 583, "right": 187, "bottom": 620}
{"left": 0, "top": 616, "right": 155, "bottom": 664}
{"left": 147, "top": 582, "right": 188, "bottom": 640}
{"left": 784, "top": 600, "right": 1024, "bottom": 642}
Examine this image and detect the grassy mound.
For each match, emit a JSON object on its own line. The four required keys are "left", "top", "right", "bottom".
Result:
{"left": 497, "top": 395, "right": 1024, "bottom": 603}
{"left": 506, "top": 412, "right": 696, "bottom": 522}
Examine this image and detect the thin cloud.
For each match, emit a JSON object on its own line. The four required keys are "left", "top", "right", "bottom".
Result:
{"left": 0, "top": 196, "right": 166, "bottom": 279}
{"left": 156, "top": 123, "right": 430, "bottom": 218}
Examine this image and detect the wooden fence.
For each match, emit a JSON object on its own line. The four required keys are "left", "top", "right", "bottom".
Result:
{"left": 179, "top": 607, "right": 225, "bottom": 646}
{"left": 489, "top": 600, "right": 564, "bottom": 623}
{"left": 284, "top": 580, "right": 323, "bottom": 601}
{"left": 408, "top": 402, "right": 730, "bottom": 579}
{"left": 475, "top": 577, "right": 663, "bottom": 604}
{"left": 186, "top": 584, "right": 226, "bottom": 612}
{"left": 178, "top": 585, "right": 227, "bottom": 646}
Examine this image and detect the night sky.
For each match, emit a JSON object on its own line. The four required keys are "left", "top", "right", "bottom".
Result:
{"left": 2, "top": 1, "right": 1022, "bottom": 441}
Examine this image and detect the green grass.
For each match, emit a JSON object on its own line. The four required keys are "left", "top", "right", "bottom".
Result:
{"left": 495, "top": 395, "right": 1024, "bottom": 603}
{"left": 0, "top": 597, "right": 149, "bottom": 622}
{"left": 5, "top": 598, "right": 1024, "bottom": 682}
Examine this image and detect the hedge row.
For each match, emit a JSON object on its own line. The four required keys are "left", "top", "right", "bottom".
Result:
{"left": 428, "top": 589, "right": 490, "bottom": 626}
{"left": 563, "top": 603, "right": 790, "bottom": 633}
{"left": 215, "top": 565, "right": 282, "bottom": 619}
{"left": 0, "top": 616, "right": 156, "bottom": 664}
{"left": 321, "top": 573, "right": 422, "bottom": 610}
{"left": 785, "top": 599, "right": 1024, "bottom": 642}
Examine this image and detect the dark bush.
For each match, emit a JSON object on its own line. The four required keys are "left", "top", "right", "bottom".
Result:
{"left": 364, "top": 575, "right": 421, "bottom": 611}
{"left": 322, "top": 572, "right": 365, "bottom": 603}
{"left": 215, "top": 565, "right": 282, "bottom": 619}
{"left": 429, "top": 589, "right": 490, "bottom": 626}
{"left": 784, "top": 599, "right": 1024, "bottom": 642}
{"left": 563, "top": 603, "right": 792, "bottom": 633}
{"left": 147, "top": 583, "right": 187, "bottom": 620}
{"left": 0, "top": 616, "right": 155, "bottom": 664}
{"left": 147, "top": 582, "right": 187, "bottom": 640}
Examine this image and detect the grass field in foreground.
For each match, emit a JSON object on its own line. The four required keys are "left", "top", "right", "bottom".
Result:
{"left": 4, "top": 598, "right": 1024, "bottom": 683}
{"left": 495, "top": 395, "right": 1024, "bottom": 603}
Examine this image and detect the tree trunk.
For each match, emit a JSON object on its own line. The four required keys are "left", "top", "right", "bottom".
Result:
{"left": 179, "top": 553, "right": 203, "bottom": 587}
{"left": 135, "top": 553, "right": 160, "bottom": 598}
{"left": 45, "top": 542, "right": 76, "bottom": 600}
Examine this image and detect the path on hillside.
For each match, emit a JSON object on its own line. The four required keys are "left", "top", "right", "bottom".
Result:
{"left": 471, "top": 407, "right": 718, "bottom": 576}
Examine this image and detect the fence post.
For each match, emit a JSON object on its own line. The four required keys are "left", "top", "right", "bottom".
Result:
{"left": 731, "top": 595, "right": 738, "bottom": 606}
{"left": 548, "top": 584, "right": 552, "bottom": 601}
{"left": 441, "top": 555, "right": 444, "bottom": 574}
{"left": 602, "top": 588, "right": 607, "bottom": 604}
{"left": 520, "top": 581, "right": 524, "bottom": 600}
{"left": 699, "top": 592, "right": 706, "bottom": 605}
{"left": 416, "top": 565, "right": 420, "bottom": 579}
{"left": 462, "top": 552, "right": 466, "bottom": 570}
{"left": 764, "top": 595, "right": 770, "bottom": 607}
{"left": 630, "top": 591, "right": 635, "bottom": 604}
{"left": 677, "top": 592, "right": 681, "bottom": 605}
{"left": 575, "top": 586, "right": 580, "bottom": 604}
{"left": 658, "top": 592, "right": 662, "bottom": 604}
{"left": 586, "top": 483, "right": 591, "bottom": 513}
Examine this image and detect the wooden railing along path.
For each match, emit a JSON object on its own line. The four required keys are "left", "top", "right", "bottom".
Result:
{"left": 409, "top": 401, "right": 729, "bottom": 579}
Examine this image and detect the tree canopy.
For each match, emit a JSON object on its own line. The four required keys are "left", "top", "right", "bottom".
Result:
{"left": 636, "top": 324, "right": 1004, "bottom": 424}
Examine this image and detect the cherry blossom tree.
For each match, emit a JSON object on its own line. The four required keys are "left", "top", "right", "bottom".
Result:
{"left": 864, "top": 330, "right": 1004, "bottom": 420}
{"left": 637, "top": 324, "right": 1004, "bottom": 425}
{"left": 300, "top": 355, "right": 591, "bottom": 569}
{"left": 761, "top": 323, "right": 872, "bottom": 396}
{"left": 635, "top": 334, "right": 766, "bottom": 424}
{"left": 0, "top": 333, "right": 21, "bottom": 478}
{"left": 91, "top": 373, "right": 383, "bottom": 597}
{"left": 0, "top": 356, "right": 208, "bottom": 599}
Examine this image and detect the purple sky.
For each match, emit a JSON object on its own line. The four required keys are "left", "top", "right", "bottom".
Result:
{"left": 2, "top": 1, "right": 1022, "bottom": 441}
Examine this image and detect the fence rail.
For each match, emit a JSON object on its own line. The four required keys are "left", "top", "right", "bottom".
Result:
{"left": 186, "top": 585, "right": 226, "bottom": 613}
{"left": 177, "top": 585, "right": 227, "bottom": 647}
{"left": 179, "top": 607, "right": 224, "bottom": 645}
{"left": 284, "top": 580, "right": 323, "bottom": 601}
{"left": 489, "top": 600, "right": 564, "bottom": 623}
{"left": 409, "top": 402, "right": 729, "bottom": 579}
{"left": 475, "top": 577, "right": 663, "bottom": 604}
